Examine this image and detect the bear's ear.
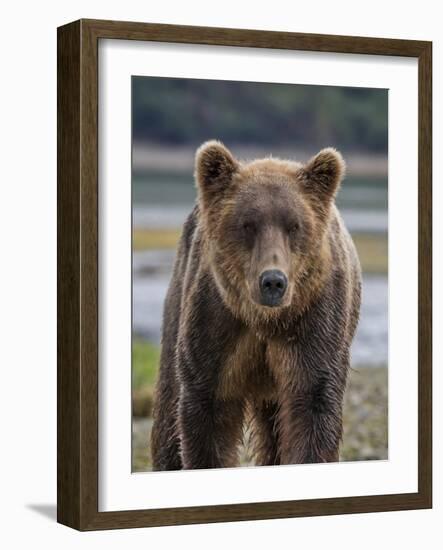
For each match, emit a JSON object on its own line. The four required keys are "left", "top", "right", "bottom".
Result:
{"left": 302, "top": 148, "right": 345, "bottom": 201}
{"left": 195, "top": 140, "right": 238, "bottom": 203}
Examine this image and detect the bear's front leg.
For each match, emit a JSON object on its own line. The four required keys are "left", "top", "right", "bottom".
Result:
{"left": 178, "top": 387, "right": 244, "bottom": 469}
{"left": 279, "top": 372, "right": 346, "bottom": 464}
{"left": 174, "top": 270, "right": 247, "bottom": 469}
{"left": 271, "top": 342, "right": 349, "bottom": 464}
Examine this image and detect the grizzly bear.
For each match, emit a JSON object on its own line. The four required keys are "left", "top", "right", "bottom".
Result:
{"left": 151, "top": 141, "right": 361, "bottom": 470}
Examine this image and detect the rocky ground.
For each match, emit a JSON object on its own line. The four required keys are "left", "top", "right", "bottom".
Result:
{"left": 132, "top": 366, "right": 387, "bottom": 472}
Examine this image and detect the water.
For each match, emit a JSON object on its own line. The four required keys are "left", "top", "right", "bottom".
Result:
{"left": 133, "top": 249, "right": 388, "bottom": 368}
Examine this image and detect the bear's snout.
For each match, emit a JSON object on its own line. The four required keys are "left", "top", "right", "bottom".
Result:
{"left": 259, "top": 269, "right": 288, "bottom": 307}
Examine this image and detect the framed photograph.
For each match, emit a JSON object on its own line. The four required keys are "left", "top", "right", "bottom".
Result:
{"left": 57, "top": 19, "right": 432, "bottom": 530}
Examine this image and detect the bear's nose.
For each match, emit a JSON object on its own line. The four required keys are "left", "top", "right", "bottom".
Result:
{"left": 259, "top": 269, "right": 288, "bottom": 306}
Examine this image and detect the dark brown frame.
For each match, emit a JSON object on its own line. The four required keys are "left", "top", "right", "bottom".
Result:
{"left": 57, "top": 18, "right": 432, "bottom": 531}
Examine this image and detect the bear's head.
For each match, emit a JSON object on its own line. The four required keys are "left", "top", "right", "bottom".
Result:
{"left": 195, "top": 140, "right": 345, "bottom": 317}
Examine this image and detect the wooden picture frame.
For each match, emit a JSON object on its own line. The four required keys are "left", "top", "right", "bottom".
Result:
{"left": 57, "top": 18, "right": 432, "bottom": 530}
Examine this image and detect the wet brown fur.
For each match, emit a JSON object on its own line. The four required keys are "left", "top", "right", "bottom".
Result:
{"left": 151, "top": 141, "right": 361, "bottom": 470}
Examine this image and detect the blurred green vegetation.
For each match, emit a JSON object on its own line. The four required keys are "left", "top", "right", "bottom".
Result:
{"left": 352, "top": 233, "right": 388, "bottom": 274}
{"left": 133, "top": 77, "right": 388, "bottom": 153}
{"left": 133, "top": 340, "right": 160, "bottom": 389}
{"left": 133, "top": 228, "right": 181, "bottom": 250}
{"left": 132, "top": 340, "right": 160, "bottom": 419}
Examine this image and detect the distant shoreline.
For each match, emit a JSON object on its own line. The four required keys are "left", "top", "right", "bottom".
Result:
{"left": 133, "top": 144, "right": 388, "bottom": 178}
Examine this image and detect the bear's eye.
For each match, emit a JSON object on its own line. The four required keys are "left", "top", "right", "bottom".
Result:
{"left": 287, "top": 221, "right": 299, "bottom": 235}
{"left": 242, "top": 221, "right": 255, "bottom": 234}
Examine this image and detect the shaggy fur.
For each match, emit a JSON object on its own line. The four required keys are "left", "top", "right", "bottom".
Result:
{"left": 151, "top": 141, "right": 361, "bottom": 470}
